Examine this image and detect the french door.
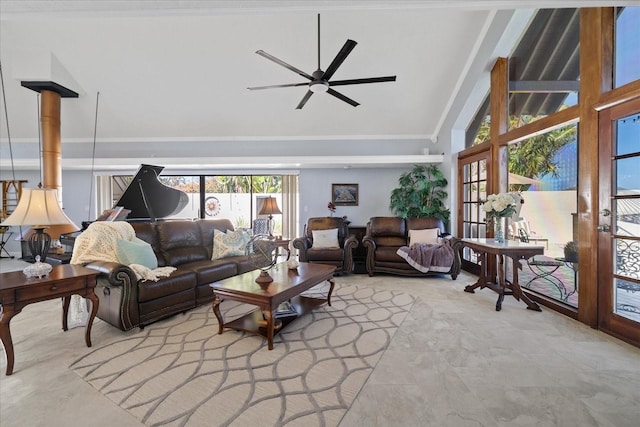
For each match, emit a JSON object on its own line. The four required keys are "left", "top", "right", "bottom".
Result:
{"left": 598, "top": 97, "right": 640, "bottom": 346}
{"left": 458, "top": 150, "right": 491, "bottom": 274}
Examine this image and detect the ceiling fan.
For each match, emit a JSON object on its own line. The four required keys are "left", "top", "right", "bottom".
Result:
{"left": 248, "top": 14, "right": 396, "bottom": 109}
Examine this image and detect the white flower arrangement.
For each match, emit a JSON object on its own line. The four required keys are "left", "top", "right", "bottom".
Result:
{"left": 481, "top": 192, "right": 521, "bottom": 221}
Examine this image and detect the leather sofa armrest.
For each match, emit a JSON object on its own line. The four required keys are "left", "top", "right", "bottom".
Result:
{"left": 361, "top": 235, "right": 376, "bottom": 250}
{"left": 82, "top": 261, "right": 140, "bottom": 330}
{"left": 361, "top": 236, "right": 377, "bottom": 276}
{"left": 83, "top": 261, "right": 137, "bottom": 286}
{"left": 344, "top": 235, "right": 359, "bottom": 250}
{"left": 342, "top": 235, "right": 359, "bottom": 272}
{"left": 292, "top": 237, "right": 311, "bottom": 262}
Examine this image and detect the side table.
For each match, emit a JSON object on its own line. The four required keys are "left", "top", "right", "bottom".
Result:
{"left": 273, "top": 238, "right": 291, "bottom": 260}
{"left": 0, "top": 264, "right": 100, "bottom": 375}
{"left": 461, "top": 238, "right": 544, "bottom": 311}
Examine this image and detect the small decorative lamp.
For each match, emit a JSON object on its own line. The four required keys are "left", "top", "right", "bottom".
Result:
{"left": 258, "top": 196, "right": 282, "bottom": 237}
{"left": 0, "top": 188, "right": 78, "bottom": 268}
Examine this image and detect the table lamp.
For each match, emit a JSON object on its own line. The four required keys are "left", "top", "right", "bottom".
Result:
{"left": 0, "top": 187, "right": 78, "bottom": 266}
{"left": 259, "top": 196, "right": 281, "bottom": 237}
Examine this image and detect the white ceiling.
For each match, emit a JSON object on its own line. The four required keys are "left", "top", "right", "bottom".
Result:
{"left": 0, "top": 1, "right": 635, "bottom": 170}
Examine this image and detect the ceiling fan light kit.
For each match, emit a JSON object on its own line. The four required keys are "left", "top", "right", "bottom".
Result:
{"left": 248, "top": 14, "right": 396, "bottom": 109}
{"left": 309, "top": 81, "right": 329, "bottom": 93}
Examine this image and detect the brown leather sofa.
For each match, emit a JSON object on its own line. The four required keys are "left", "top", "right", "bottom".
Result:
{"left": 362, "top": 217, "right": 461, "bottom": 279}
{"left": 292, "top": 217, "right": 358, "bottom": 274}
{"left": 82, "top": 219, "right": 265, "bottom": 331}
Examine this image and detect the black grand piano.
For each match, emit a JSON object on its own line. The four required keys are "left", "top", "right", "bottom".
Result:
{"left": 60, "top": 165, "right": 188, "bottom": 249}
{"left": 114, "top": 164, "right": 189, "bottom": 221}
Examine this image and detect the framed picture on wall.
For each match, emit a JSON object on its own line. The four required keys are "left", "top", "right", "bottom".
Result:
{"left": 332, "top": 183, "right": 359, "bottom": 206}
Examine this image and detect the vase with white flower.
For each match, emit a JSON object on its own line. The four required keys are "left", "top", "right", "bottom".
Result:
{"left": 481, "top": 192, "right": 521, "bottom": 243}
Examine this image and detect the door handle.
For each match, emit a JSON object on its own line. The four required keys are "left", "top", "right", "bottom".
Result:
{"left": 597, "top": 224, "right": 610, "bottom": 232}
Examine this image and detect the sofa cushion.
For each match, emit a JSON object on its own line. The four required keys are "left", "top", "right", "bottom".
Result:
{"left": 312, "top": 228, "right": 339, "bottom": 248}
{"left": 375, "top": 246, "right": 405, "bottom": 262}
{"left": 409, "top": 228, "right": 440, "bottom": 246}
{"left": 212, "top": 229, "right": 251, "bottom": 259}
{"left": 137, "top": 269, "right": 197, "bottom": 303}
{"left": 369, "top": 217, "right": 406, "bottom": 237}
{"left": 181, "top": 259, "right": 238, "bottom": 284}
{"left": 308, "top": 247, "right": 343, "bottom": 261}
{"left": 157, "top": 221, "right": 209, "bottom": 266}
{"left": 406, "top": 218, "right": 445, "bottom": 235}
{"left": 115, "top": 237, "right": 158, "bottom": 269}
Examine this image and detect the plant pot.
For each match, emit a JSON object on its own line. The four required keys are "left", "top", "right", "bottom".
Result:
{"left": 564, "top": 248, "right": 578, "bottom": 263}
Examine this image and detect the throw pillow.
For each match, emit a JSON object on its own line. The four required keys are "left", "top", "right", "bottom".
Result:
{"left": 409, "top": 228, "right": 440, "bottom": 246}
{"left": 312, "top": 228, "right": 340, "bottom": 248}
{"left": 212, "top": 229, "right": 251, "bottom": 260}
{"left": 115, "top": 237, "right": 158, "bottom": 269}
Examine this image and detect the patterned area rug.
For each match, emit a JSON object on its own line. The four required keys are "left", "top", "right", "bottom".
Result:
{"left": 70, "top": 283, "right": 414, "bottom": 426}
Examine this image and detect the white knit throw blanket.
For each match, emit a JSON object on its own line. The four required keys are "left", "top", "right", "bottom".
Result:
{"left": 70, "top": 221, "right": 175, "bottom": 281}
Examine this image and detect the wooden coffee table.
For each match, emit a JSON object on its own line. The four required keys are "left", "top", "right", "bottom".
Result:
{"left": 210, "top": 262, "right": 336, "bottom": 350}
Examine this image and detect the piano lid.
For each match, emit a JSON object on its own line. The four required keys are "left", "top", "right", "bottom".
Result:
{"left": 114, "top": 164, "right": 189, "bottom": 221}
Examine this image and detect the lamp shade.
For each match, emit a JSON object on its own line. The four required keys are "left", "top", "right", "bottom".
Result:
{"left": 259, "top": 197, "right": 281, "bottom": 216}
{"left": 0, "top": 188, "right": 77, "bottom": 228}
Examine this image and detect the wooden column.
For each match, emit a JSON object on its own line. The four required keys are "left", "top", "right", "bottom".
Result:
{"left": 577, "top": 8, "right": 614, "bottom": 327}
{"left": 490, "top": 57, "right": 509, "bottom": 195}
{"left": 40, "top": 90, "right": 63, "bottom": 203}
{"left": 20, "top": 81, "right": 80, "bottom": 239}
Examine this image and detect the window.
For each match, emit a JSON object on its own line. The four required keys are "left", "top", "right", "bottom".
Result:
{"left": 615, "top": 7, "right": 640, "bottom": 88}
{"left": 508, "top": 123, "right": 578, "bottom": 307}
{"left": 110, "top": 174, "right": 288, "bottom": 235}
{"left": 508, "top": 9, "right": 579, "bottom": 130}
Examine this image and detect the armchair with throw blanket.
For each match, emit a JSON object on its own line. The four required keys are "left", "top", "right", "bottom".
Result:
{"left": 292, "top": 217, "right": 359, "bottom": 274}
{"left": 362, "top": 217, "right": 461, "bottom": 279}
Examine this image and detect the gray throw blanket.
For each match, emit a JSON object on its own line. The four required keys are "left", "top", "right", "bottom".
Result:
{"left": 396, "top": 240, "right": 454, "bottom": 273}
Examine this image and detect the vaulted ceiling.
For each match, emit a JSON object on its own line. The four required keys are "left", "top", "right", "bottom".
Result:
{"left": 0, "top": 1, "right": 634, "bottom": 170}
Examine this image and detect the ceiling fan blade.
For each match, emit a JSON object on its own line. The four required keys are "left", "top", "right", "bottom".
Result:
{"left": 295, "top": 90, "right": 314, "bottom": 109}
{"left": 247, "top": 82, "right": 309, "bottom": 90}
{"left": 327, "top": 88, "right": 359, "bottom": 107}
{"left": 256, "top": 50, "right": 314, "bottom": 80}
{"left": 329, "top": 76, "right": 397, "bottom": 86}
{"left": 322, "top": 39, "right": 357, "bottom": 81}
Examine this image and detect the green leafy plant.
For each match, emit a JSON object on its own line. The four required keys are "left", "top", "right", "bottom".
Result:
{"left": 564, "top": 241, "right": 578, "bottom": 262}
{"left": 389, "top": 164, "right": 450, "bottom": 222}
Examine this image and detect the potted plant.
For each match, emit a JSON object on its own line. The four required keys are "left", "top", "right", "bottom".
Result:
{"left": 389, "top": 164, "right": 450, "bottom": 222}
{"left": 564, "top": 241, "right": 578, "bottom": 263}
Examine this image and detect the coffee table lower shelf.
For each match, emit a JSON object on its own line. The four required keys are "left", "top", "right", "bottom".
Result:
{"left": 217, "top": 294, "right": 329, "bottom": 344}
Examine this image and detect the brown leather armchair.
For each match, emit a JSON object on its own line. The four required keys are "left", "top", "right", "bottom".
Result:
{"left": 292, "top": 217, "right": 359, "bottom": 274}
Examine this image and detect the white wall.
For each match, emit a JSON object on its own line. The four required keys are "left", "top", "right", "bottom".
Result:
{"left": 298, "top": 167, "right": 411, "bottom": 231}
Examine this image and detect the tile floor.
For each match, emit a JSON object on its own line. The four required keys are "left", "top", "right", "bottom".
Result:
{"left": 1, "top": 258, "right": 639, "bottom": 427}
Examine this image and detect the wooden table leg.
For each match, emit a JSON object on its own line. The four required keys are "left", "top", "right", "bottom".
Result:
{"left": 511, "top": 257, "right": 542, "bottom": 311}
{"left": 1, "top": 305, "right": 18, "bottom": 375}
{"left": 211, "top": 294, "right": 224, "bottom": 334}
{"left": 85, "top": 290, "right": 99, "bottom": 347}
{"left": 327, "top": 278, "right": 335, "bottom": 306}
{"left": 465, "top": 251, "right": 487, "bottom": 293}
{"left": 264, "top": 309, "right": 275, "bottom": 350}
{"left": 62, "top": 295, "right": 71, "bottom": 331}
{"left": 496, "top": 254, "right": 506, "bottom": 311}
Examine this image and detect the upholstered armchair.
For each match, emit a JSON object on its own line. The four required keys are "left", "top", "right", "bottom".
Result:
{"left": 292, "top": 217, "right": 359, "bottom": 274}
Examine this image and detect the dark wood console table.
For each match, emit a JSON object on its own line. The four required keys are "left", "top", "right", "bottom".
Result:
{"left": 461, "top": 238, "right": 544, "bottom": 311}
{"left": 0, "top": 264, "right": 100, "bottom": 375}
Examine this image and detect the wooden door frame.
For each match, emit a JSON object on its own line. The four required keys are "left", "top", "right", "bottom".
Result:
{"left": 597, "top": 96, "right": 640, "bottom": 346}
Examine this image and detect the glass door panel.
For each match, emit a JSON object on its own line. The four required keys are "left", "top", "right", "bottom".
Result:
{"left": 598, "top": 99, "right": 640, "bottom": 346}
{"left": 458, "top": 152, "right": 490, "bottom": 272}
